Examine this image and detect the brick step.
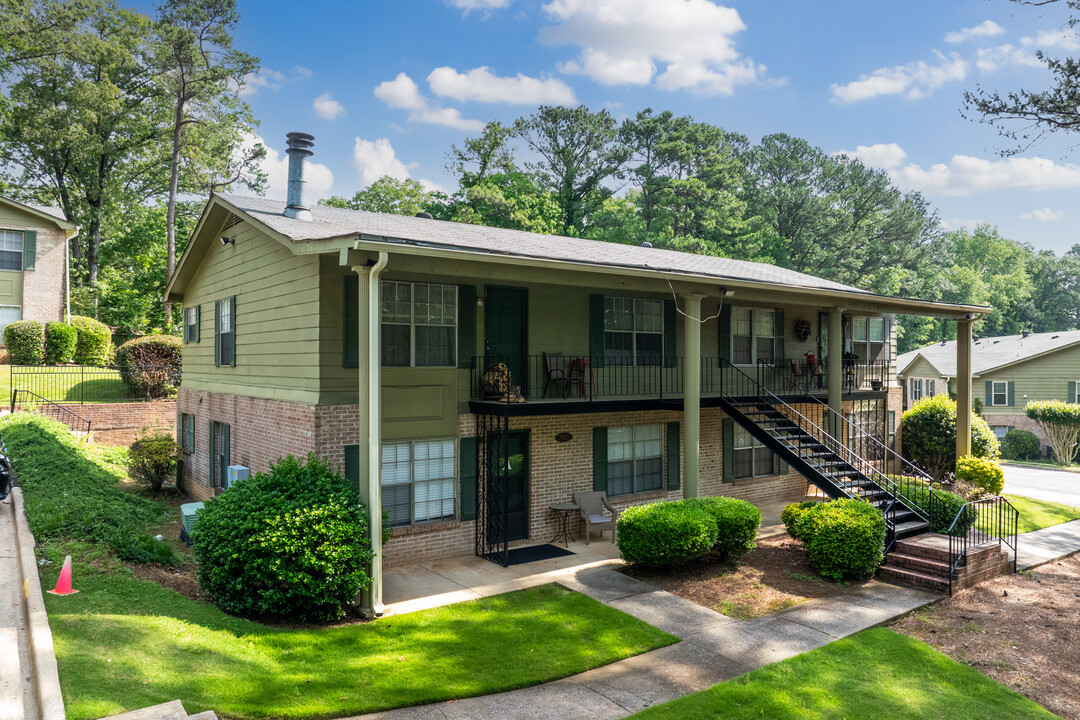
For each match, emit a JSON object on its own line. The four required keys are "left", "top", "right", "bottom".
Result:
{"left": 878, "top": 564, "right": 950, "bottom": 592}
{"left": 885, "top": 551, "right": 952, "bottom": 575}
{"left": 895, "top": 539, "right": 1005, "bottom": 564}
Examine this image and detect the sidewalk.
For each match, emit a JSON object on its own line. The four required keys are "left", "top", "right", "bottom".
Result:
{"left": 0, "top": 492, "right": 37, "bottom": 720}
{"left": 353, "top": 519, "right": 1080, "bottom": 720}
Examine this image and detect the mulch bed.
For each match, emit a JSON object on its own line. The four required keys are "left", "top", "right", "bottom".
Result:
{"left": 894, "top": 556, "right": 1080, "bottom": 720}
{"left": 620, "top": 535, "right": 871, "bottom": 619}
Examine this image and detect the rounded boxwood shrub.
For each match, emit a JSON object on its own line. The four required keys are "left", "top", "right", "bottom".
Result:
{"left": 69, "top": 315, "right": 112, "bottom": 366}
{"left": 4, "top": 320, "right": 45, "bottom": 365}
{"left": 1001, "top": 429, "right": 1039, "bottom": 461}
{"left": 684, "top": 496, "right": 762, "bottom": 559}
{"left": 616, "top": 501, "right": 718, "bottom": 569}
{"left": 128, "top": 430, "right": 178, "bottom": 492}
{"left": 115, "top": 335, "right": 182, "bottom": 398}
{"left": 900, "top": 395, "right": 999, "bottom": 480}
{"left": 44, "top": 321, "right": 77, "bottom": 364}
{"left": 781, "top": 501, "right": 817, "bottom": 540}
{"left": 956, "top": 455, "right": 1004, "bottom": 495}
{"left": 798, "top": 499, "right": 886, "bottom": 582}
{"left": 192, "top": 454, "right": 375, "bottom": 622}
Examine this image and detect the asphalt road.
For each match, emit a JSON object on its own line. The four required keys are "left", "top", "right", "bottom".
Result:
{"left": 1003, "top": 464, "right": 1080, "bottom": 505}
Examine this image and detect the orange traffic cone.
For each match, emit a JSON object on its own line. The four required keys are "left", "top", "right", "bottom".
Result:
{"left": 47, "top": 555, "right": 79, "bottom": 595}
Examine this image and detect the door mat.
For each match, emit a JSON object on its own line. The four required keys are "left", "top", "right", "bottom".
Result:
{"left": 504, "top": 544, "right": 575, "bottom": 566}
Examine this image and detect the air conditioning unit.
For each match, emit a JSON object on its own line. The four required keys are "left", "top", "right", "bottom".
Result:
{"left": 226, "top": 465, "right": 250, "bottom": 489}
{"left": 180, "top": 502, "right": 204, "bottom": 545}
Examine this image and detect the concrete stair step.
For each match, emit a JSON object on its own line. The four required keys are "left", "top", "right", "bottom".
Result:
{"left": 98, "top": 700, "right": 188, "bottom": 720}
{"left": 878, "top": 564, "right": 950, "bottom": 592}
{"left": 187, "top": 712, "right": 219, "bottom": 720}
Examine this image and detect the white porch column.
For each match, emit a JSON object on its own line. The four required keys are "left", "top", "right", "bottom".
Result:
{"left": 956, "top": 317, "right": 973, "bottom": 460}
{"left": 827, "top": 308, "right": 843, "bottom": 437}
{"left": 682, "top": 294, "right": 704, "bottom": 498}
{"left": 352, "top": 253, "right": 388, "bottom": 617}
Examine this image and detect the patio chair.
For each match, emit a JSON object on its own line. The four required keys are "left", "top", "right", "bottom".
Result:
{"left": 573, "top": 491, "right": 619, "bottom": 544}
{"left": 542, "top": 352, "right": 568, "bottom": 398}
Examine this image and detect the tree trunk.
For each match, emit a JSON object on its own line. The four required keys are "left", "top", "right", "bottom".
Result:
{"left": 165, "top": 96, "right": 184, "bottom": 322}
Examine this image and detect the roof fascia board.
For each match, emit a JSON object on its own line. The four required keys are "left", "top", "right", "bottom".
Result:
{"left": 0, "top": 196, "right": 77, "bottom": 230}
{"left": 972, "top": 338, "right": 1080, "bottom": 376}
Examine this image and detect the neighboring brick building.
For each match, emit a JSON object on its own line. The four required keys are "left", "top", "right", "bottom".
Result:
{"left": 164, "top": 134, "right": 986, "bottom": 614}
{"left": 0, "top": 196, "right": 77, "bottom": 338}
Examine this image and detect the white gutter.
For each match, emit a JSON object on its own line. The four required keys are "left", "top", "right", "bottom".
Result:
{"left": 64, "top": 228, "right": 79, "bottom": 324}
{"left": 367, "top": 250, "right": 388, "bottom": 616}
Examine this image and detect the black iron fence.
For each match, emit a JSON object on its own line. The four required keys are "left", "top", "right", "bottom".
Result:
{"left": 9, "top": 364, "right": 181, "bottom": 405}
{"left": 947, "top": 496, "right": 1019, "bottom": 595}
{"left": 471, "top": 354, "right": 684, "bottom": 402}
{"left": 12, "top": 389, "right": 92, "bottom": 435}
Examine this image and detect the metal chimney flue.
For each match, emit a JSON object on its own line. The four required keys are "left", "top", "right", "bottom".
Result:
{"left": 284, "top": 132, "right": 315, "bottom": 221}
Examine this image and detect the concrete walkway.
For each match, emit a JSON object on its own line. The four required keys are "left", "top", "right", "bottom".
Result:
{"left": 0, "top": 492, "right": 38, "bottom": 720}
{"left": 352, "top": 569, "right": 940, "bottom": 720}
{"left": 1015, "top": 518, "right": 1080, "bottom": 570}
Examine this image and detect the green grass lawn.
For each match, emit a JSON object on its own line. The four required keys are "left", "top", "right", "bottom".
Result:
{"left": 42, "top": 542, "right": 676, "bottom": 720}
{"left": 628, "top": 627, "right": 1056, "bottom": 720}
{"left": 1004, "top": 494, "right": 1080, "bottom": 534}
{"left": 4, "top": 364, "right": 128, "bottom": 404}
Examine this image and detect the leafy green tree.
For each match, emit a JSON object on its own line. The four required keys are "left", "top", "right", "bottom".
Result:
{"left": 0, "top": 0, "right": 90, "bottom": 76}
{"left": 153, "top": 0, "right": 263, "bottom": 316}
{"left": 322, "top": 176, "right": 435, "bottom": 216}
{"left": 512, "top": 105, "right": 629, "bottom": 236}
{"left": 451, "top": 172, "right": 561, "bottom": 234}
{"left": 446, "top": 120, "right": 515, "bottom": 187}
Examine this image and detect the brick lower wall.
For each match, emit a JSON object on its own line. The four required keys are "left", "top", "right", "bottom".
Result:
{"left": 53, "top": 400, "right": 176, "bottom": 446}
{"left": 981, "top": 414, "right": 1051, "bottom": 454}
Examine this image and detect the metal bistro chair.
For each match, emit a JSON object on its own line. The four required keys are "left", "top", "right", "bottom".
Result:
{"left": 574, "top": 491, "right": 619, "bottom": 544}
{"left": 542, "top": 352, "right": 568, "bottom": 398}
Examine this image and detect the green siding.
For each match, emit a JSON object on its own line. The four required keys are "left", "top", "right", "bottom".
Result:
{"left": 980, "top": 343, "right": 1080, "bottom": 417}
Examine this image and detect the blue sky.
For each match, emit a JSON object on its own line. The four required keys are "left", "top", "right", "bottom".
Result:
{"left": 168, "top": 0, "right": 1080, "bottom": 253}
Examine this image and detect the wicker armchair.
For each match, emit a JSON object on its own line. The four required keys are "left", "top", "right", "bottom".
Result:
{"left": 573, "top": 491, "right": 619, "bottom": 544}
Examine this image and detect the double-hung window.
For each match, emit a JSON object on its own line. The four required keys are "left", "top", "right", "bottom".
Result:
{"left": 849, "top": 316, "right": 888, "bottom": 363}
{"left": 607, "top": 424, "right": 663, "bottom": 495}
{"left": 733, "top": 425, "right": 775, "bottom": 479}
{"left": 604, "top": 297, "right": 663, "bottom": 366}
{"left": 215, "top": 298, "right": 235, "bottom": 366}
{"left": 381, "top": 281, "right": 457, "bottom": 367}
{"left": 1073, "top": 381, "right": 1080, "bottom": 404}
{"left": 381, "top": 439, "right": 457, "bottom": 526}
{"left": 0, "top": 230, "right": 22, "bottom": 271}
{"left": 178, "top": 413, "right": 195, "bottom": 453}
{"left": 732, "top": 307, "right": 774, "bottom": 365}
{"left": 184, "top": 306, "right": 200, "bottom": 343}
{"left": 911, "top": 379, "right": 923, "bottom": 402}
{"left": 992, "top": 381, "right": 1008, "bottom": 406}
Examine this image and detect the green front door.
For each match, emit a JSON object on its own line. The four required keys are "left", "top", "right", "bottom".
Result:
{"left": 485, "top": 286, "right": 528, "bottom": 392}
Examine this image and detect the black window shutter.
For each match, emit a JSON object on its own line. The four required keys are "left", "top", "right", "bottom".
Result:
{"left": 773, "top": 308, "right": 785, "bottom": 365}
{"left": 208, "top": 421, "right": 216, "bottom": 488}
{"left": 666, "top": 421, "right": 680, "bottom": 490}
{"left": 1007, "top": 381, "right": 1015, "bottom": 407}
{"left": 229, "top": 296, "right": 237, "bottom": 367}
{"left": 722, "top": 418, "right": 734, "bottom": 483}
{"left": 458, "top": 285, "right": 476, "bottom": 369}
{"left": 592, "top": 426, "right": 608, "bottom": 492}
{"left": 22, "top": 230, "right": 35, "bottom": 271}
{"left": 194, "top": 305, "right": 200, "bottom": 343}
{"left": 1070, "top": 380, "right": 1077, "bottom": 402}
{"left": 177, "top": 411, "right": 183, "bottom": 446}
{"left": 343, "top": 275, "right": 359, "bottom": 368}
{"left": 663, "top": 299, "right": 677, "bottom": 368}
{"left": 344, "top": 445, "right": 360, "bottom": 492}
{"left": 589, "top": 294, "right": 605, "bottom": 369}
{"left": 222, "top": 423, "right": 231, "bottom": 470}
{"left": 214, "top": 301, "right": 222, "bottom": 366}
{"left": 985, "top": 381, "right": 992, "bottom": 405}
{"left": 459, "top": 437, "right": 477, "bottom": 520}
{"left": 718, "top": 304, "right": 732, "bottom": 363}
{"left": 187, "top": 414, "right": 195, "bottom": 453}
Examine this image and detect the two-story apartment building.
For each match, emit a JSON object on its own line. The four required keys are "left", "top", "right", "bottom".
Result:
{"left": 899, "top": 330, "right": 1080, "bottom": 451}
{"left": 0, "top": 196, "right": 77, "bottom": 338}
{"left": 165, "top": 134, "right": 987, "bottom": 615}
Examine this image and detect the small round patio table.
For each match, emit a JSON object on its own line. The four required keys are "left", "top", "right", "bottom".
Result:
{"left": 548, "top": 502, "right": 579, "bottom": 548}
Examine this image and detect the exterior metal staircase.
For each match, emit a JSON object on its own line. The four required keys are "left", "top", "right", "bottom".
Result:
{"left": 716, "top": 359, "right": 937, "bottom": 550}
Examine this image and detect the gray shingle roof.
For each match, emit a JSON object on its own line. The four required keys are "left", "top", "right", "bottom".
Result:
{"left": 26, "top": 203, "right": 68, "bottom": 222}
{"left": 898, "top": 329, "right": 1080, "bottom": 377}
{"left": 217, "top": 193, "right": 873, "bottom": 296}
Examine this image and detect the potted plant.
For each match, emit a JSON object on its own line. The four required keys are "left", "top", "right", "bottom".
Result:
{"left": 842, "top": 351, "right": 861, "bottom": 369}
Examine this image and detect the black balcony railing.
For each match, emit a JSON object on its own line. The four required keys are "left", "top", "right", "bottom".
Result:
{"left": 471, "top": 354, "right": 684, "bottom": 402}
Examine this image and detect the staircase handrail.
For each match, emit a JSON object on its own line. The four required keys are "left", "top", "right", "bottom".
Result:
{"left": 11, "top": 389, "right": 92, "bottom": 435}
{"left": 753, "top": 360, "right": 935, "bottom": 485}
{"left": 718, "top": 359, "right": 935, "bottom": 532}
{"left": 945, "top": 495, "right": 1019, "bottom": 595}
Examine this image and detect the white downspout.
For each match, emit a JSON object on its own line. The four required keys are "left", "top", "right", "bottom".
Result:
{"left": 366, "top": 251, "right": 388, "bottom": 616}
{"left": 64, "top": 229, "right": 79, "bottom": 323}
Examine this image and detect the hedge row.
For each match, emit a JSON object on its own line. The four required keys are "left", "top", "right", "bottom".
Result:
{"left": 3, "top": 315, "right": 113, "bottom": 366}
{"left": 616, "top": 496, "right": 762, "bottom": 569}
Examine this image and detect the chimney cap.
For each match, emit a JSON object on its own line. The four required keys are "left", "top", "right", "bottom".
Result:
{"left": 286, "top": 131, "right": 314, "bottom": 156}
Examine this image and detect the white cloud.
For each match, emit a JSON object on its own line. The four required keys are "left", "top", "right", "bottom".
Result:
{"left": 1021, "top": 29, "right": 1080, "bottom": 51}
{"left": 834, "top": 143, "right": 908, "bottom": 169}
{"left": 243, "top": 133, "right": 334, "bottom": 201}
{"left": 312, "top": 92, "right": 345, "bottom": 120}
{"left": 427, "top": 66, "right": 577, "bottom": 105}
{"left": 238, "top": 67, "right": 312, "bottom": 97}
{"left": 538, "top": 0, "right": 763, "bottom": 96}
{"left": 830, "top": 52, "right": 968, "bottom": 103}
{"left": 352, "top": 136, "right": 443, "bottom": 192}
{"left": 446, "top": 0, "right": 510, "bottom": 11}
{"left": 1021, "top": 207, "right": 1065, "bottom": 221}
{"left": 975, "top": 44, "right": 1041, "bottom": 72}
{"left": 942, "top": 218, "right": 986, "bottom": 231}
{"left": 374, "top": 72, "right": 485, "bottom": 130}
{"left": 890, "top": 155, "right": 1080, "bottom": 196}
{"left": 945, "top": 20, "right": 1005, "bottom": 44}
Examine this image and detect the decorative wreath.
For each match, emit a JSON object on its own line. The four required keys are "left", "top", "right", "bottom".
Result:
{"left": 794, "top": 319, "right": 812, "bottom": 343}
